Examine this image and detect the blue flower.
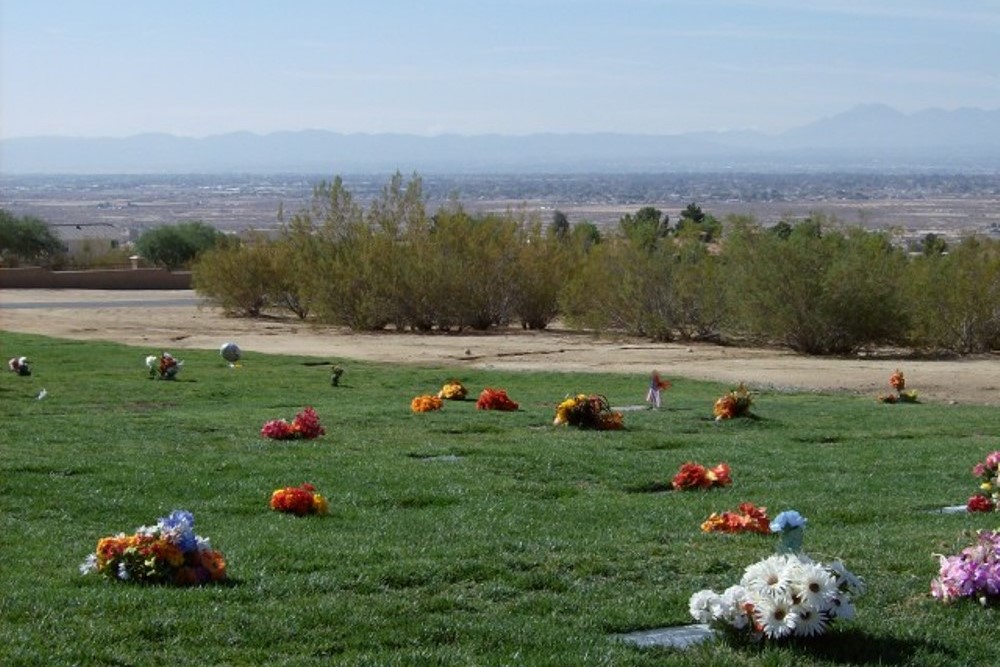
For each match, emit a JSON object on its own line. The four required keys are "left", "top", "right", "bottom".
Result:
{"left": 769, "top": 510, "right": 806, "bottom": 533}
{"left": 159, "top": 510, "right": 198, "bottom": 553}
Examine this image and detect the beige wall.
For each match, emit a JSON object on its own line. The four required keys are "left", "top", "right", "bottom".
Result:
{"left": 0, "top": 268, "right": 192, "bottom": 289}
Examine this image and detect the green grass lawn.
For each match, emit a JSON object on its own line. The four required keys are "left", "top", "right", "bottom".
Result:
{"left": 2, "top": 331, "right": 998, "bottom": 666}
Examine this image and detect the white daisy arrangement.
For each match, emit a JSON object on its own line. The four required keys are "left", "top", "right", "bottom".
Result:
{"left": 690, "top": 553, "right": 865, "bottom": 640}
{"left": 689, "top": 511, "right": 865, "bottom": 640}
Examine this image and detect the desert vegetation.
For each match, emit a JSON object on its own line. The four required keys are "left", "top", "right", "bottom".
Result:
{"left": 191, "top": 172, "right": 1000, "bottom": 356}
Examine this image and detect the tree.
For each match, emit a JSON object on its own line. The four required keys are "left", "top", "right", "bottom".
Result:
{"left": 551, "top": 210, "right": 570, "bottom": 239}
{"left": 135, "top": 221, "right": 226, "bottom": 270}
{"left": 0, "top": 210, "right": 64, "bottom": 266}
{"left": 921, "top": 232, "right": 948, "bottom": 256}
{"left": 675, "top": 202, "right": 722, "bottom": 243}
{"left": 619, "top": 206, "right": 669, "bottom": 250}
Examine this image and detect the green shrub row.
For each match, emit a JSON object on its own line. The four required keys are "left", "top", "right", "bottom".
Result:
{"left": 192, "top": 173, "right": 1000, "bottom": 355}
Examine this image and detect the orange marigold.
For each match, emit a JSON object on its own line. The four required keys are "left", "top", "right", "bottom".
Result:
{"left": 411, "top": 395, "right": 443, "bottom": 413}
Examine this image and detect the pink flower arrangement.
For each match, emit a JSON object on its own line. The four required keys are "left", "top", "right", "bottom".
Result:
{"left": 967, "top": 451, "right": 1000, "bottom": 512}
{"left": 261, "top": 407, "right": 326, "bottom": 440}
{"left": 931, "top": 530, "right": 1000, "bottom": 604}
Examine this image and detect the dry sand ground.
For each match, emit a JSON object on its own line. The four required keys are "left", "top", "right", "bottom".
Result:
{"left": 3, "top": 288, "right": 1000, "bottom": 406}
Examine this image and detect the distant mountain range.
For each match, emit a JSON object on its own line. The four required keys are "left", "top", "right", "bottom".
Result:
{"left": 2, "top": 104, "right": 998, "bottom": 174}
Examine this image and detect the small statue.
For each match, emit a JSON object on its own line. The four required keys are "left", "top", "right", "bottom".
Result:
{"left": 330, "top": 366, "right": 344, "bottom": 387}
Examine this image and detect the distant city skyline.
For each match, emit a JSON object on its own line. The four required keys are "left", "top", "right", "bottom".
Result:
{"left": 2, "top": 0, "right": 998, "bottom": 140}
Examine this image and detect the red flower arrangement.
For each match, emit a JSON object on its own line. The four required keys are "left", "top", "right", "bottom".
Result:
{"left": 260, "top": 406, "right": 326, "bottom": 440}
{"left": 476, "top": 388, "right": 519, "bottom": 411}
{"left": 968, "top": 494, "right": 996, "bottom": 513}
{"left": 270, "top": 483, "right": 329, "bottom": 516}
{"left": 672, "top": 462, "right": 732, "bottom": 490}
{"left": 701, "top": 502, "right": 770, "bottom": 534}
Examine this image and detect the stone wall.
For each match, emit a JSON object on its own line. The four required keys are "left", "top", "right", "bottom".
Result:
{"left": 0, "top": 268, "right": 192, "bottom": 289}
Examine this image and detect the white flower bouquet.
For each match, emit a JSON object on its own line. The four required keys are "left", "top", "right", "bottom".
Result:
{"left": 689, "top": 510, "right": 864, "bottom": 640}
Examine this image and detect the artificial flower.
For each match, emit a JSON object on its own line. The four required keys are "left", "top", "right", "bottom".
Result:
{"left": 476, "top": 387, "right": 519, "bottom": 411}
{"left": 411, "top": 395, "right": 443, "bottom": 413}
{"left": 966, "top": 451, "right": 1000, "bottom": 512}
{"left": 713, "top": 384, "right": 753, "bottom": 420}
{"left": 7, "top": 356, "right": 31, "bottom": 376}
{"left": 437, "top": 380, "right": 468, "bottom": 400}
{"left": 270, "top": 483, "right": 329, "bottom": 516}
{"left": 931, "top": 530, "right": 1000, "bottom": 605}
{"left": 878, "top": 369, "right": 919, "bottom": 403}
{"left": 889, "top": 369, "right": 905, "bottom": 391}
{"left": 701, "top": 502, "right": 770, "bottom": 534}
{"left": 690, "top": 552, "right": 864, "bottom": 641}
{"left": 552, "top": 394, "right": 624, "bottom": 430}
{"left": 146, "top": 352, "right": 182, "bottom": 380}
{"left": 260, "top": 407, "right": 326, "bottom": 440}
{"left": 672, "top": 462, "right": 732, "bottom": 490}
{"left": 80, "top": 510, "right": 227, "bottom": 586}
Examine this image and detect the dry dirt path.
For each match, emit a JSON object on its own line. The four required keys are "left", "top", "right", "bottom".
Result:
{"left": 3, "top": 289, "right": 1000, "bottom": 405}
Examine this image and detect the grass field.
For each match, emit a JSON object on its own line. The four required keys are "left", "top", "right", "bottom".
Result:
{"left": 2, "top": 331, "right": 998, "bottom": 666}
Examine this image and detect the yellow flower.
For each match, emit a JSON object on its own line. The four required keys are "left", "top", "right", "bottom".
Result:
{"left": 312, "top": 494, "right": 329, "bottom": 515}
{"left": 982, "top": 482, "right": 993, "bottom": 492}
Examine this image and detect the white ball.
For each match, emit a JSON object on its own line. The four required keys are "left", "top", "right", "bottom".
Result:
{"left": 219, "top": 342, "right": 242, "bottom": 363}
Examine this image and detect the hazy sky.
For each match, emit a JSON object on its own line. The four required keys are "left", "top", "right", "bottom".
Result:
{"left": 2, "top": 0, "right": 998, "bottom": 139}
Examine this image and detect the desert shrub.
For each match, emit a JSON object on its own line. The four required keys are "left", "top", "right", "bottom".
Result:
{"left": 512, "top": 219, "right": 572, "bottom": 330}
{"left": 192, "top": 237, "right": 281, "bottom": 317}
{"left": 722, "top": 216, "right": 906, "bottom": 354}
{"left": 560, "top": 239, "right": 676, "bottom": 341}
{"left": 904, "top": 237, "right": 1000, "bottom": 352}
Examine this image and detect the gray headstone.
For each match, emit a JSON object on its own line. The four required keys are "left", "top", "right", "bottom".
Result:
{"left": 617, "top": 624, "right": 717, "bottom": 649}
{"left": 934, "top": 505, "right": 969, "bottom": 514}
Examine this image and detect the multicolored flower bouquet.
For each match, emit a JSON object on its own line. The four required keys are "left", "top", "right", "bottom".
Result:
{"left": 713, "top": 384, "right": 753, "bottom": 420}
{"left": 931, "top": 530, "right": 1000, "bottom": 605}
{"left": 260, "top": 406, "right": 326, "bottom": 440}
{"left": 80, "top": 510, "right": 227, "bottom": 586}
{"left": 966, "top": 451, "right": 1000, "bottom": 512}
{"left": 689, "top": 552, "right": 865, "bottom": 640}
{"left": 7, "top": 356, "right": 31, "bottom": 376}
{"left": 877, "top": 368, "right": 918, "bottom": 403}
{"left": 270, "top": 483, "right": 329, "bottom": 516}
{"left": 702, "top": 502, "right": 770, "bottom": 534}
{"left": 553, "top": 394, "right": 623, "bottom": 430}
{"left": 476, "top": 387, "right": 519, "bottom": 411}
{"left": 672, "top": 462, "right": 732, "bottom": 490}
{"left": 146, "top": 352, "right": 182, "bottom": 380}
{"left": 437, "top": 380, "right": 468, "bottom": 400}
{"left": 411, "top": 395, "right": 444, "bottom": 413}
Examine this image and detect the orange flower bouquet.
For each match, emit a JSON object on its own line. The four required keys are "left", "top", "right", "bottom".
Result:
{"left": 713, "top": 384, "right": 753, "bottom": 420}
{"left": 878, "top": 368, "right": 918, "bottom": 403}
{"left": 270, "top": 483, "right": 329, "bottom": 516}
{"left": 672, "top": 462, "right": 732, "bottom": 490}
{"left": 553, "top": 394, "right": 623, "bottom": 430}
{"left": 701, "top": 502, "right": 770, "bottom": 533}
{"left": 437, "top": 380, "right": 468, "bottom": 400}
{"left": 411, "top": 395, "right": 443, "bottom": 413}
{"left": 476, "top": 388, "right": 519, "bottom": 411}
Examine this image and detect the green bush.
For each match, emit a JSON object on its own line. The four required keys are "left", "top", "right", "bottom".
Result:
{"left": 135, "top": 220, "right": 226, "bottom": 270}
